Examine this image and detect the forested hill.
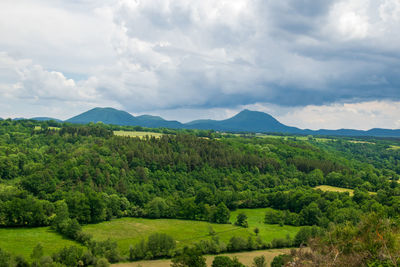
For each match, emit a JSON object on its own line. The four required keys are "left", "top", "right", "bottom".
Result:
{"left": 1, "top": 119, "right": 400, "bottom": 229}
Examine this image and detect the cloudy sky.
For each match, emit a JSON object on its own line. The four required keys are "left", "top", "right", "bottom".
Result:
{"left": 0, "top": 0, "right": 399, "bottom": 130}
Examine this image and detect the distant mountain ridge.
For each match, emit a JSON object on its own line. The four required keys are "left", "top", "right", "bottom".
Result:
{"left": 11, "top": 107, "right": 400, "bottom": 137}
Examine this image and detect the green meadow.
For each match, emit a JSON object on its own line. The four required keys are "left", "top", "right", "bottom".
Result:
{"left": 83, "top": 208, "right": 300, "bottom": 255}
{"left": 0, "top": 227, "right": 81, "bottom": 259}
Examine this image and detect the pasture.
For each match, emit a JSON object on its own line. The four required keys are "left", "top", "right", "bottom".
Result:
{"left": 83, "top": 208, "right": 300, "bottom": 255}
{"left": 34, "top": 126, "right": 60, "bottom": 131}
{"left": 0, "top": 208, "right": 299, "bottom": 260}
{"left": 0, "top": 227, "right": 81, "bottom": 260}
{"left": 314, "top": 185, "right": 376, "bottom": 196}
{"left": 113, "top": 130, "right": 164, "bottom": 138}
{"left": 256, "top": 134, "right": 334, "bottom": 143}
{"left": 348, "top": 140, "right": 375, "bottom": 144}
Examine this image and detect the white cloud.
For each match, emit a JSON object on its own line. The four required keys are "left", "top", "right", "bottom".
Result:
{"left": 0, "top": 0, "right": 399, "bottom": 129}
{"left": 276, "top": 101, "right": 400, "bottom": 130}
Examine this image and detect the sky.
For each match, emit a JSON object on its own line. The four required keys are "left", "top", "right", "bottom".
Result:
{"left": 0, "top": 0, "right": 399, "bottom": 130}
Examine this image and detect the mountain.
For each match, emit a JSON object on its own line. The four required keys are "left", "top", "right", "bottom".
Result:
{"left": 31, "top": 117, "right": 63, "bottom": 122}
{"left": 186, "top": 109, "right": 302, "bottom": 133}
{"left": 66, "top": 107, "right": 138, "bottom": 125}
{"left": 63, "top": 107, "right": 400, "bottom": 137}
{"left": 136, "top": 115, "right": 183, "bottom": 128}
{"left": 312, "top": 128, "right": 400, "bottom": 137}
{"left": 66, "top": 107, "right": 183, "bottom": 128}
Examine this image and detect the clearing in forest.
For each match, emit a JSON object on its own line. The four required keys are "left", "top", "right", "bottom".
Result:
{"left": 314, "top": 185, "right": 376, "bottom": 196}
{"left": 113, "top": 130, "right": 164, "bottom": 138}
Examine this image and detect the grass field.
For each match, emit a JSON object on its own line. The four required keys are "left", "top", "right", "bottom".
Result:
{"left": 113, "top": 248, "right": 292, "bottom": 267}
{"left": 314, "top": 185, "right": 355, "bottom": 196}
{"left": 230, "top": 208, "right": 299, "bottom": 241}
{"left": 314, "top": 185, "right": 376, "bottom": 196}
{"left": 256, "top": 134, "right": 333, "bottom": 143}
{"left": 0, "top": 227, "right": 81, "bottom": 259}
{"left": 113, "top": 131, "right": 164, "bottom": 138}
{"left": 0, "top": 208, "right": 299, "bottom": 260}
{"left": 348, "top": 140, "right": 375, "bottom": 144}
{"left": 83, "top": 209, "right": 300, "bottom": 255}
{"left": 388, "top": 145, "right": 400, "bottom": 150}
{"left": 34, "top": 126, "right": 60, "bottom": 131}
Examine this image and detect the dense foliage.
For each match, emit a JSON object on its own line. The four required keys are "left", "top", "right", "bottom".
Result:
{"left": 1, "top": 119, "right": 400, "bottom": 265}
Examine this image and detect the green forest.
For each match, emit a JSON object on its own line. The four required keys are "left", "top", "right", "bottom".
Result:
{"left": 1, "top": 119, "right": 400, "bottom": 266}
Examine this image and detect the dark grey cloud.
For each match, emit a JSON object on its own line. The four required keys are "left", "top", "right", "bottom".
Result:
{"left": 1, "top": 0, "right": 400, "bottom": 127}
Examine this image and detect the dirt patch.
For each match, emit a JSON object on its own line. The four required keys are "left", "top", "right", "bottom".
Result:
{"left": 113, "top": 248, "right": 291, "bottom": 267}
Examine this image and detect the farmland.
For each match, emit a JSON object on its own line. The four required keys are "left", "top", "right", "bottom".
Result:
{"left": 314, "top": 185, "right": 377, "bottom": 196}
{"left": 113, "top": 130, "right": 164, "bottom": 138}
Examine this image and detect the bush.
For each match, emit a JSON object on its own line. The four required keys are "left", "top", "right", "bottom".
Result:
{"left": 88, "top": 239, "right": 121, "bottom": 263}
{"left": 147, "top": 233, "right": 176, "bottom": 258}
{"left": 171, "top": 247, "right": 206, "bottom": 267}
{"left": 270, "top": 254, "right": 292, "bottom": 267}
{"left": 0, "top": 248, "right": 11, "bottom": 267}
{"left": 31, "top": 243, "right": 44, "bottom": 260}
{"left": 270, "top": 235, "right": 292, "bottom": 248}
{"left": 252, "top": 255, "right": 266, "bottom": 267}
{"left": 228, "top": 236, "right": 248, "bottom": 252}
{"left": 212, "top": 256, "right": 245, "bottom": 267}
{"left": 52, "top": 246, "right": 83, "bottom": 266}
{"left": 294, "top": 226, "right": 322, "bottom": 246}
{"left": 96, "top": 258, "right": 110, "bottom": 267}
{"left": 13, "top": 255, "right": 29, "bottom": 267}
{"left": 235, "top": 213, "right": 248, "bottom": 228}
{"left": 132, "top": 233, "right": 175, "bottom": 260}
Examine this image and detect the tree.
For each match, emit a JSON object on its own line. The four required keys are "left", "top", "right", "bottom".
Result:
{"left": 146, "top": 197, "right": 169, "bottom": 219}
{"left": 13, "top": 255, "right": 29, "bottom": 267}
{"left": 270, "top": 254, "right": 292, "bottom": 267}
{"left": 171, "top": 247, "right": 206, "bottom": 267}
{"left": 147, "top": 233, "right": 176, "bottom": 258}
{"left": 235, "top": 213, "right": 248, "bottom": 228}
{"left": 212, "top": 256, "right": 245, "bottom": 267}
{"left": 212, "top": 256, "right": 232, "bottom": 267}
{"left": 208, "top": 226, "right": 216, "bottom": 236}
{"left": 212, "top": 203, "right": 230, "bottom": 224}
{"left": 31, "top": 243, "right": 44, "bottom": 260}
{"left": 228, "top": 236, "right": 247, "bottom": 252}
{"left": 252, "top": 255, "right": 266, "bottom": 267}
{"left": 96, "top": 258, "right": 110, "bottom": 267}
{"left": 0, "top": 248, "right": 11, "bottom": 267}
{"left": 254, "top": 227, "right": 259, "bottom": 236}
{"left": 300, "top": 202, "right": 322, "bottom": 225}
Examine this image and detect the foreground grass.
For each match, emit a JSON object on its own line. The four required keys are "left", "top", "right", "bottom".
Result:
{"left": 314, "top": 185, "right": 376, "bottom": 196}
{"left": 83, "top": 209, "right": 300, "bottom": 255}
{"left": 113, "top": 248, "right": 291, "bottom": 267}
{"left": 113, "top": 130, "right": 164, "bottom": 138}
{"left": 0, "top": 227, "right": 81, "bottom": 259}
{"left": 0, "top": 209, "right": 299, "bottom": 260}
